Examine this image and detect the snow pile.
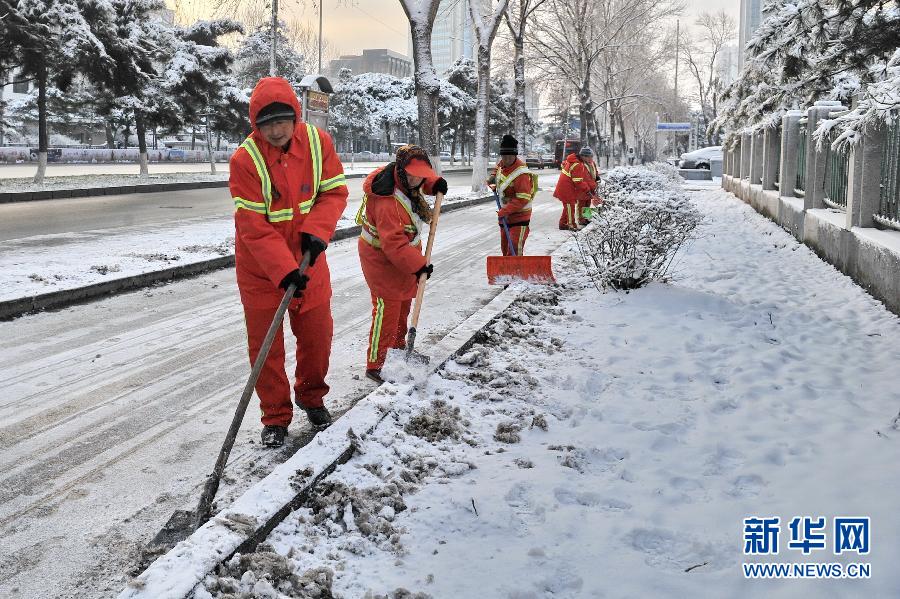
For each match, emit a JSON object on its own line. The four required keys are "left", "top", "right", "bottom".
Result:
{"left": 582, "top": 166, "right": 702, "bottom": 289}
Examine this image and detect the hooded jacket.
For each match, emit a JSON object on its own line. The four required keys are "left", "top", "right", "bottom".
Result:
{"left": 553, "top": 152, "right": 596, "bottom": 203}
{"left": 229, "top": 77, "right": 348, "bottom": 310}
{"left": 492, "top": 157, "right": 534, "bottom": 225}
{"left": 357, "top": 164, "right": 439, "bottom": 300}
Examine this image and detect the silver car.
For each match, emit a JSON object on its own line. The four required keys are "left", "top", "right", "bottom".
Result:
{"left": 679, "top": 145, "right": 722, "bottom": 169}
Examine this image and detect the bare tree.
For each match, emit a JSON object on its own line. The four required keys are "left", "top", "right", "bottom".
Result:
{"left": 530, "top": 0, "right": 681, "bottom": 149}
{"left": 503, "top": 0, "right": 546, "bottom": 153}
{"left": 681, "top": 10, "right": 736, "bottom": 144}
{"left": 468, "top": 0, "right": 511, "bottom": 191}
{"left": 399, "top": 0, "right": 442, "bottom": 170}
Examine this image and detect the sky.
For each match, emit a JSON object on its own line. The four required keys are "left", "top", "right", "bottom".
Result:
{"left": 170, "top": 0, "right": 741, "bottom": 60}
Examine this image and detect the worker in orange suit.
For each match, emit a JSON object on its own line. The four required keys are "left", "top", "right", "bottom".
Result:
{"left": 356, "top": 145, "right": 447, "bottom": 384}
{"left": 578, "top": 148, "right": 599, "bottom": 225}
{"left": 489, "top": 134, "right": 536, "bottom": 255}
{"left": 229, "top": 76, "right": 348, "bottom": 447}
{"left": 553, "top": 146, "right": 597, "bottom": 230}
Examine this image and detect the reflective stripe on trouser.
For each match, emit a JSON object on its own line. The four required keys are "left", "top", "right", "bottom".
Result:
{"left": 366, "top": 294, "right": 412, "bottom": 370}
{"left": 500, "top": 224, "right": 529, "bottom": 257}
{"left": 243, "top": 301, "right": 333, "bottom": 426}
{"left": 559, "top": 202, "right": 578, "bottom": 228}
{"left": 577, "top": 198, "right": 592, "bottom": 223}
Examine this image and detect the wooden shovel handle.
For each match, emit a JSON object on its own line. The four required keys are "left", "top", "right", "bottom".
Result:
{"left": 409, "top": 191, "right": 444, "bottom": 331}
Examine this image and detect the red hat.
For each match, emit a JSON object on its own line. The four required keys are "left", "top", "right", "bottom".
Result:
{"left": 403, "top": 157, "right": 437, "bottom": 179}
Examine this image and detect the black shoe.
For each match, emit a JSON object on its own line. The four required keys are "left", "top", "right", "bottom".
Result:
{"left": 304, "top": 406, "right": 332, "bottom": 430}
{"left": 366, "top": 369, "right": 385, "bottom": 384}
{"left": 261, "top": 425, "right": 287, "bottom": 447}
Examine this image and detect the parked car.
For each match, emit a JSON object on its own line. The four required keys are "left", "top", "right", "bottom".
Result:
{"left": 525, "top": 153, "right": 545, "bottom": 169}
{"left": 679, "top": 145, "right": 722, "bottom": 169}
{"left": 439, "top": 151, "right": 452, "bottom": 161}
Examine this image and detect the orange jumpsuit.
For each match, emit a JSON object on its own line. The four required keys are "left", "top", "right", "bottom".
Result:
{"left": 229, "top": 77, "right": 348, "bottom": 427}
{"left": 357, "top": 165, "right": 438, "bottom": 371}
{"left": 553, "top": 153, "right": 595, "bottom": 229}
{"left": 493, "top": 158, "right": 534, "bottom": 255}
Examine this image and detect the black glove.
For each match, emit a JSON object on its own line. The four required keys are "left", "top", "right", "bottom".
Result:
{"left": 414, "top": 263, "right": 434, "bottom": 280}
{"left": 301, "top": 233, "right": 327, "bottom": 266}
{"left": 432, "top": 177, "right": 448, "bottom": 195}
{"left": 279, "top": 269, "right": 309, "bottom": 297}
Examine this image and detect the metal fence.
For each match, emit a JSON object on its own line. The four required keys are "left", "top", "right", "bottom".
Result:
{"left": 876, "top": 121, "right": 900, "bottom": 228}
{"left": 824, "top": 135, "right": 850, "bottom": 209}
{"left": 795, "top": 118, "right": 807, "bottom": 196}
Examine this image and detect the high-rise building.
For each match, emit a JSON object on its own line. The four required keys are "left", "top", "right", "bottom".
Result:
{"left": 408, "top": 0, "right": 475, "bottom": 76}
{"left": 716, "top": 45, "right": 740, "bottom": 86}
{"left": 329, "top": 49, "right": 413, "bottom": 78}
{"left": 738, "top": 0, "right": 763, "bottom": 67}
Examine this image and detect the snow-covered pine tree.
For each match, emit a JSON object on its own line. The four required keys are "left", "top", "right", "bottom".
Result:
{"left": 234, "top": 22, "right": 307, "bottom": 92}
{"left": 80, "top": 0, "right": 174, "bottom": 176}
{"left": 714, "top": 0, "right": 900, "bottom": 146}
{"left": 440, "top": 59, "right": 478, "bottom": 162}
{"left": 160, "top": 19, "right": 244, "bottom": 173}
{"left": 12, "top": 0, "right": 113, "bottom": 182}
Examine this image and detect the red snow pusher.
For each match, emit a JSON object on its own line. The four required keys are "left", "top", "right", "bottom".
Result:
{"left": 486, "top": 188, "right": 554, "bottom": 285}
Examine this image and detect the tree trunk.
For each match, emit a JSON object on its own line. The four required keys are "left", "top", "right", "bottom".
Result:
{"left": 191, "top": 127, "right": 196, "bottom": 151}
{"left": 205, "top": 117, "right": 216, "bottom": 175}
{"left": 408, "top": 16, "right": 442, "bottom": 174}
{"left": 513, "top": 36, "right": 526, "bottom": 154}
{"left": 105, "top": 123, "right": 115, "bottom": 148}
{"left": 578, "top": 73, "right": 592, "bottom": 147}
{"left": 0, "top": 71, "right": 6, "bottom": 146}
{"left": 471, "top": 43, "right": 492, "bottom": 191}
{"left": 450, "top": 126, "right": 457, "bottom": 164}
{"left": 616, "top": 112, "right": 628, "bottom": 163}
{"left": 608, "top": 107, "right": 617, "bottom": 167}
{"left": 33, "top": 63, "right": 48, "bottom": 185}
{"left": 135, "top": 110, "right": 149, "bottom": 176}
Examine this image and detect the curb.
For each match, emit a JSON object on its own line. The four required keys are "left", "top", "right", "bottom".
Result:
{"left": 0, "top": 168, "right": 474, "bottom": 204}
{"left": 0, "top": 193, "right": 494, "bottom": 321}
{"left": 118, "top": 276, "right": 533, "bottom": 599}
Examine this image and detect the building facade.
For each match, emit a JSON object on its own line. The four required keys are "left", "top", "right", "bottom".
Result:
{"left": 738, "top": 0, "right": 763, "bottom": 67}
{"left": 406, "top": 0, "right": 476, "bottom": 76}
{"left": 716, "top": 45, "right": 740, "bottom": 87}
{"left": 328, "top": 49, "right": 412, "bottom": 78}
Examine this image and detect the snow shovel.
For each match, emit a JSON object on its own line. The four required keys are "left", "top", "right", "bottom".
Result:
{"left": 405, "top": 191, "right": 444, "bottom": 361}
{"left": 147, "top": 251, "right": 312, "bottom": 554}
{"left": 486, "top": 188, "right": 554, "bottom": 285}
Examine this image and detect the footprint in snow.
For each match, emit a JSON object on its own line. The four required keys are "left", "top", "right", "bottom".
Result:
{"left": 554, "top": 487, "right": 631, "bottom": 511}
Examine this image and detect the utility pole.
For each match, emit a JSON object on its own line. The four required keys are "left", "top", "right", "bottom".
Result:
{"left": 318, "top": 0, "right": 323, "bottom": 73}
{"left": 674, "top": 19, "right": 679, "bottom": 117}
{"left": 269, "top": 0, "right": 278, "bottom": 77}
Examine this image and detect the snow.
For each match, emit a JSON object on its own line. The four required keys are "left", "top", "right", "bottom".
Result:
{"left": 192, "top": 182, "right": 900, "bottom": 597}
{"left": 0, "top": 186, "right": 484, "bottom": 302}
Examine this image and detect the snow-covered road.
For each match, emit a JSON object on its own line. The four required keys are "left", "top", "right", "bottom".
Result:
{"left": 0, "top": 192, "right": 569, "bottom": 598}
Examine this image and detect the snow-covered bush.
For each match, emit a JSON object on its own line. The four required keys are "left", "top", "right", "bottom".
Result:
{"left": 644, "top": 161, "right": 683, "bottom": 184}
{"left": 604, "top": 165, "right": 674, "bottom": 194}
{"left": 582, "top": 166, "right": 701, "bottom": 290}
